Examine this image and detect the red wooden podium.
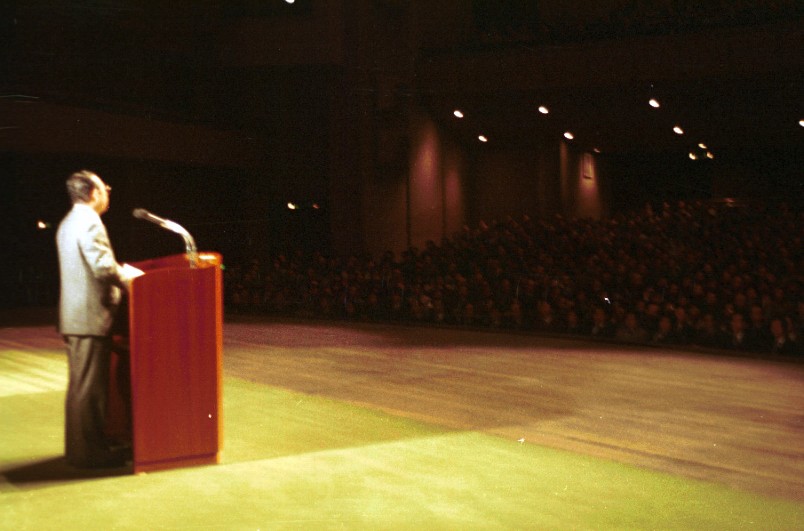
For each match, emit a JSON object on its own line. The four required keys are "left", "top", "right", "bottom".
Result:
{"left": 126, "top": 252, "right": 223, "bottom": 473}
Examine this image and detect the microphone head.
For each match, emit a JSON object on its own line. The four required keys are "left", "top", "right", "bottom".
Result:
{"left": 132, "top": 208, "right": 148, "bottom": 219}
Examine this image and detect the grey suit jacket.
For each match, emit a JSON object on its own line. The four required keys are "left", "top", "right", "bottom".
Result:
{"left": 56, "top": 204, "right": 127, "bottom": 336}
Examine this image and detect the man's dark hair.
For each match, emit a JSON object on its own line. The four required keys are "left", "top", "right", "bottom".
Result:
{"left": 65, "top": 170, "right": 98, "bottom": 204}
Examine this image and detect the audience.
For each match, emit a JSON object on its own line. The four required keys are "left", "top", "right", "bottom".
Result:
{"left": 225, "top": 199, "right": 802, "bottom": 358}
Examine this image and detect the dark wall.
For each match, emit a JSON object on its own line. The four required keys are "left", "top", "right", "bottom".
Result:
{"left": 710, "top": 147, "right": 804, "bottom": 202}
{"left": 603, "top": 152, "right": 714, "bottom": 213}
{"left": 0, "top": 154, "right": 330, "bottom": 308}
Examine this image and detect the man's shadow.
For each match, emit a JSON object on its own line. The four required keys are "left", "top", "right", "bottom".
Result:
{"left": 3, "top": 457, "right": 131, "bottom": 489}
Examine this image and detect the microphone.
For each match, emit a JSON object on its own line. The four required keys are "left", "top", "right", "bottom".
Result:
{"left": 133, "top": 208, "right": 184, "bottom": 235}
{"left": 133, "top": 208, "right": 199, "bottom": 266}
{"left": 132, "top": 208, "right": 162, "bottom": 221}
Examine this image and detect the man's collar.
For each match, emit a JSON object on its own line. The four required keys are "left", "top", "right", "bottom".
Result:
{"left": 74, "top": 203, "right": 99, "bottom": 215}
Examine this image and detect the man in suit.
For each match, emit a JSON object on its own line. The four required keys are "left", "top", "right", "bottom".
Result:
{"left": 56, "top": 170, "right": 140, "bottom": 468}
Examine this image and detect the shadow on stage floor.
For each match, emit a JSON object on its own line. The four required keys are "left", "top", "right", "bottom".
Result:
{"left": 3, "top": 457, "right": 131, "bottom": 489}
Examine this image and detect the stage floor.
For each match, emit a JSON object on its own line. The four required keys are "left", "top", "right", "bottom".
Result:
{"left": 2, "top": 316, "right": 803, "bottom": 528}
{"left": 222, "top": 318, "right": 804, "bottom": 501}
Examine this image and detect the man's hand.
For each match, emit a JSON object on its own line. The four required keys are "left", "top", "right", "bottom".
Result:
{"left": 121, "top": 264, "right": 145, "bottom": 290}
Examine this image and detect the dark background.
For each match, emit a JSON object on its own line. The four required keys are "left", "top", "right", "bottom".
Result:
{"left": 1, "top": 0, "right": 801, "bottom": 308}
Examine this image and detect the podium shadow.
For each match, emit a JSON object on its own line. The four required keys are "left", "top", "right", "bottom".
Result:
{"left": 3, "top": 456, "right": 131, "bottom": 489}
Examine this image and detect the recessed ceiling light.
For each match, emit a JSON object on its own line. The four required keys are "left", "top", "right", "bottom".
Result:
{"left": 706, "top": 152, "right": 714, "bottom": 159}
{"left": 698, "top": 142, "right": 707, "bottom": 149}
{"left": 799, "top": 119, "right": 804, "bottom": 127}
{"left": 538, "top": 106, "right": 549, "bottom": 114}
{"left": 563, "top": 132, "right": 574, "bottom": 140}
{"left": 689, "top": 152, "right": 698, "bottom": 160}
{"left": 649, "top": 98, "right": 661, "bottom": 108}
{"left": 478, "top": 135, "right": 488, "bottom": 142}
{"left": 453, "top": 110, "right": 464, "bottom": 118}
{"left": 673, "top": 126, "right": 684, "bottom": 135}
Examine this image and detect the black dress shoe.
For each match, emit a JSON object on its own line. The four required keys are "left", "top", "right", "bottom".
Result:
{"left": 81, "top": 445, "right": 132, "bottom": 469}
{"left": 85, "top": 457, "right": 126, "bottom": 469}
{"left": 68, "top": 456, "right": 124, "bottom": 469}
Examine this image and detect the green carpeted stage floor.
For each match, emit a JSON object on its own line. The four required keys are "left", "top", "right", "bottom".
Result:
{"left": 2, "top": 317, "right": 803, "bottom": 529}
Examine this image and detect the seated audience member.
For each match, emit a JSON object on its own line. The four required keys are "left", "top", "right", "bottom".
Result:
{"left": 694, "top": 313, "right": 721, "bottom": 348}
{"left": 461, "top": 302, "right": 475, "bottom": 326}
{"left": 795, "top": 302, "right": 804, "bottom": 339}
{"left": 586, "top": 307, "right": 614, "bottom": 338}
{"left": 769, "top": 317, "right": 801, "bottom": 357}
{"left": 672, "top": 306, "right": 693, "bottom": 345}
{"left": 616, "top": 312, "right": 649, "bottom": 343}
{"left": 504, "top": 300, "right": 524, "bottom": 329}
{"left": 722, "top": 312, "right": 750, "bottom": 351}
{"left": 746, "top": 303, "right": 771, "bottom": 351}
{"left": 641, "top": 302, "right": 662, "bottom": 335}
{"left": 564, "top": 309, "right": 582, "bottom": 335}
{"left": 651, "top": 314, "right": 674, "bottom": 344}
{"left": 534, "top": 300, "right": 561, "bottom": 333}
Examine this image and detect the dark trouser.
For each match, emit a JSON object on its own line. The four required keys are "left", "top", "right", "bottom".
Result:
{"left": 64, "top": 335, "right": 118, "bottom": 467}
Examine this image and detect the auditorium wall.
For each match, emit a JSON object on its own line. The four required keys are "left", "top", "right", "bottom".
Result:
{"left": 355, "top": 110, "right": 468, "bottom": 258}
{"left": 560, "top": 141, "right": 606, "bottom": 220}
{"left": 0, "top": 98, "right": 276, "bottom": 276}
{"left": 1, "top": 100, "right": 266, "bottom": 169}
{"left": 353, "top": 106, "right": 612, "bottom": 258}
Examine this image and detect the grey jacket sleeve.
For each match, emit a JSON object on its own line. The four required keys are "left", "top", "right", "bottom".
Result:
{"left": 78, "top": 215, "right": 126, "bottom": 288}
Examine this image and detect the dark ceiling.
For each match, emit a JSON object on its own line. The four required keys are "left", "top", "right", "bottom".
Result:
{"left": 1, "top": 1, "right": 802, "bottom": 166}
{"left": 417, "top": 22, "right": 802, "bottom": 163}
{"left": 424, "top": 73, "right": 802, "bottom": 158}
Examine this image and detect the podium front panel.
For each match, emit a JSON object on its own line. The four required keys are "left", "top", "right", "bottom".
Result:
{"left": 128, "top": 253, "right": 223, "bottom": 473}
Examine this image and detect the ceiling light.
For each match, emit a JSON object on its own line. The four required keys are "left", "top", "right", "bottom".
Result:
{"left": 673, "top": 126, "right": 684, "bottom": 135}
{"left": 706, "top": 152, "right": 714, "bottom": 159}
{"left": 538, "top": 106, "right": 549, "bottom": 114}
{"left": 649, "top": 99, "right": 660, "bottom": 108}
{"left": 593, "top": 147, "right": 601, "bottom": 153}
{"left": 698, "top": 142, "right": 707, "bottom": 149}
{"left": 799, "top": 119, "right": 804, "bottom": 127}
{"left": 453, "top": 110, "right": 464, "bottom": 118}
{"left": 287, "top": 202, "right": 297, "bottom": 210}
{"left": 478, "top": 135, "right": 488, "bottom": 142}
{"left": 689, "top": 152, "right": 697, "bottom": 160}
{"left": 563, "top": 132, "right": 574, "bottom": 140}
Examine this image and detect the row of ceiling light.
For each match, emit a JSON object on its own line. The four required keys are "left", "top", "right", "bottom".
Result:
{"left": 451, "top": 96, "right": 721, "bottom": 160}
{"left": 649, "top": 99, "right": 718, "bottom": 161}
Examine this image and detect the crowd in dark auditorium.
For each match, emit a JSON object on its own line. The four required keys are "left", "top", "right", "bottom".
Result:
{"left": 225, "top": 200, "right": 802, "bottom": 358}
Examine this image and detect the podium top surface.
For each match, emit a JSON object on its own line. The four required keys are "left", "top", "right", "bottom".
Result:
{"left": 131, "top": 252, "right": 222, "bottom": 272}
